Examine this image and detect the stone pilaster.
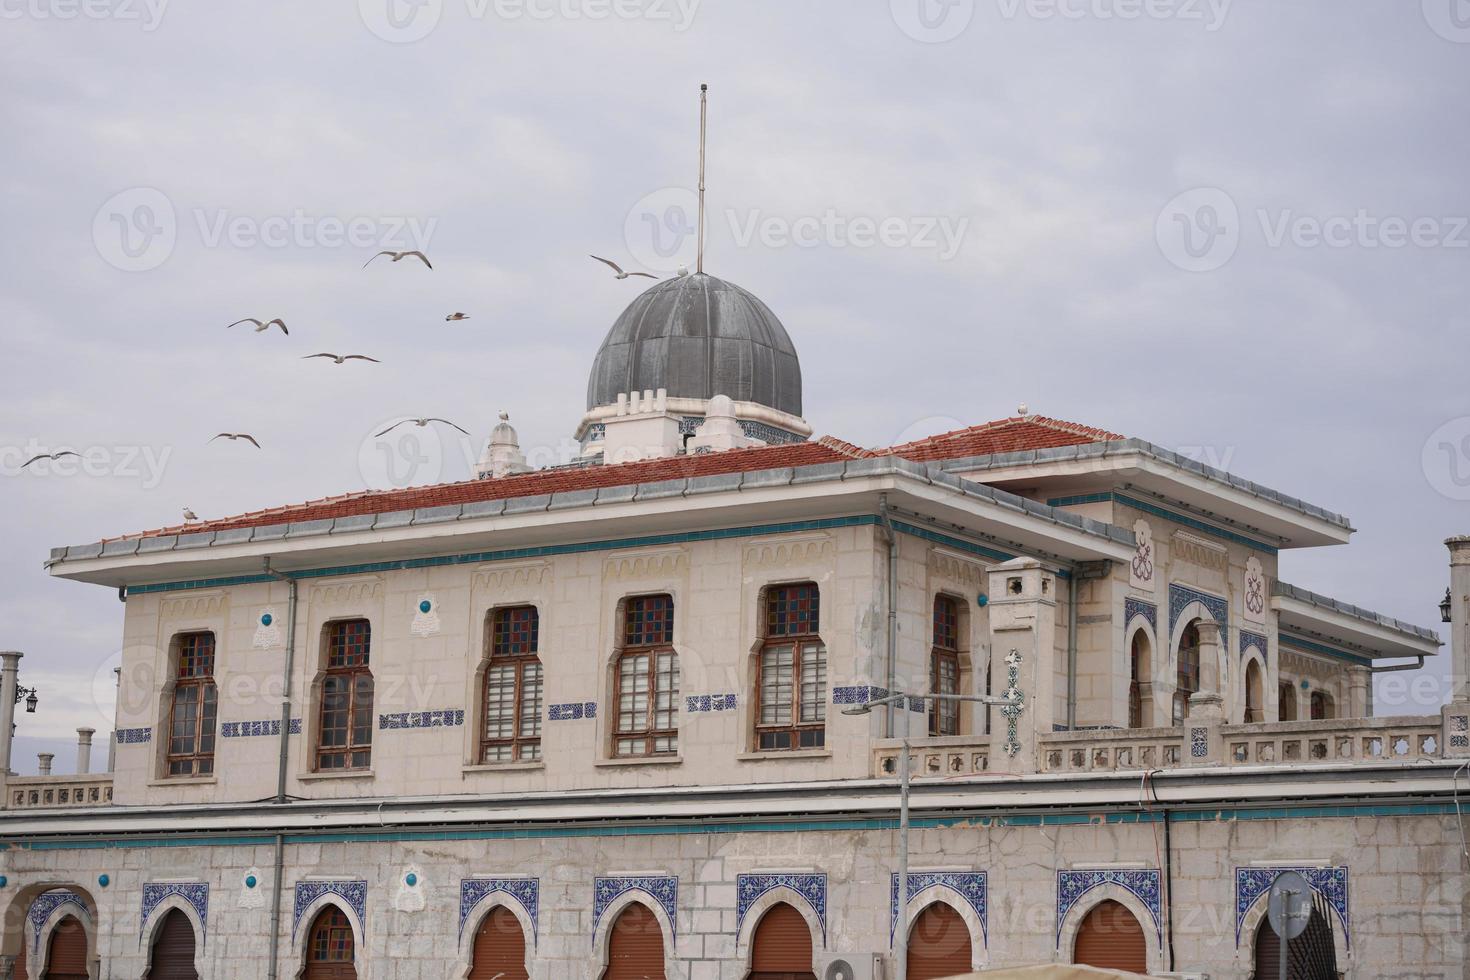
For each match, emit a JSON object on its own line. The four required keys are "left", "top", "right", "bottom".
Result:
{"left": 1185, "top": 622, "right": 1225, "bottom": 765}
{"left": 1442, "top": 536, "right": 1470, "bottom": 757}
{"left": 985, "top": 558, "right": 1057, "bottom": 774}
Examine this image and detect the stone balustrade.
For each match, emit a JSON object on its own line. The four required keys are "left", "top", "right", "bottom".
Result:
{"left": 873, "top": 735, "right": 991, "bottom": 778}
{"left": 6, "top": 773, "right": 114, "bottom": 809}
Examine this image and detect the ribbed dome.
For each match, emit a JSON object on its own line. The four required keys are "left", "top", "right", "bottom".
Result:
{"left": 586, "top": 274, "right": 802, "bottom": 417}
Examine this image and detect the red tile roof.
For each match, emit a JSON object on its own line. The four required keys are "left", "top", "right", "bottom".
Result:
{"left": 119, "top": 416, "right": 1121, "bottom": 541}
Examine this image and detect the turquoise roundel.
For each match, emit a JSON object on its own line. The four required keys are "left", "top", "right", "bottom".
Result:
{"left": 0, "top": 875, "right": 8, "bottom": 888}
{"left": 418, "top": 600, "right": 432, "bottom": 614}
{"left": 405, "top": 872, "right": 418, "bottom": 887}
{"left": 261, "top": 613, "right": 273, "bottom": 626}
{"left": 98, "top": 874, "right": 110, "bottom": 888}
{"left": 245, "top": 874, "right": 258, "bottom": 889}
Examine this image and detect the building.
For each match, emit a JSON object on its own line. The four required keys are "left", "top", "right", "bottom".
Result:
{"left": 1, "top": 269, "right": 1465, "bottom": 980}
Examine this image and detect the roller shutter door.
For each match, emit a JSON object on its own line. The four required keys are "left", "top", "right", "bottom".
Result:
{"left": 1073, "top": 900, "right": 1147, "bottom": 973}
{"left": 42, "top": 916, "right": 87, "bottom": 980}
{"left": 144, "top": 910, "right": 197, "bottom": 980}
{"left": 469, "top": 907, "right": 530, "bottom": 980}
{"left": 748, "top": 902, "right": 815, "bottom": 980}
{"left": 601, "top": 904, "right": 665, "bottom": 980}
{"left": 907, "top": 902, "right": 972, "bottom": 980}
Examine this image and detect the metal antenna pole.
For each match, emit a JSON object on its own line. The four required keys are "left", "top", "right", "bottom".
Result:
{"left": 697, "top": 83, "right": 708, "bottom": 274}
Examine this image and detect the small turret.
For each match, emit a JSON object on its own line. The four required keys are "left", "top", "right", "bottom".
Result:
{"left": 476, "top": 412, "right": 530, "bottom": 480}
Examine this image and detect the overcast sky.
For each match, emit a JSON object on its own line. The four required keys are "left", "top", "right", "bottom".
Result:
{"left": 3, "top": 0, "right": 1467, "bottom": 772}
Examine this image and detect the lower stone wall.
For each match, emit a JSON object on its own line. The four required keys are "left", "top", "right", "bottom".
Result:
{"left": 2, "top": 809, "right": 1464, "bottom": 980}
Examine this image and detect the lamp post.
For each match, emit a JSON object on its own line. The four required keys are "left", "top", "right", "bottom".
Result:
{"left": 843, "top": 690, "right": 1008, "bottom": 980}
{"left": 1441, "top": 587, "right": 1453, "bottom": 624}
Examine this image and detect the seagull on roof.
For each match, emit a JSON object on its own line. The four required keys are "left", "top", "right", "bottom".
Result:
{"left": 210, "top": 433, "right": 262, "bottom": 448}
{"left": 20, "top": 450, "right": 80, "bottom": 469}
{"left": 590, "top": 255, "right": 657, "bottom": 280}
{"left": 363, "top": 250, "right": 432, "bottom": 269}
{"left": 445, "top": 312, "right": 470, "bottom": 321}
{"left": 303, "top": 353, "right": 380, "bottom": 365}
{"left": 183, "top": 506, "right": 199, "bottom": 522}
{"left": 375, "top": 418, "right": 470, "bottom": 437}
{"left": 227, "top": 318, "right": 288, "bottom": 335}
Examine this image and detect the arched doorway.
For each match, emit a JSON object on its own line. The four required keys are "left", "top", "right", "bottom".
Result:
{"left": 1072, "top": 900, "right": 1146, "bottom": 973}
{"left": 143, "top": 910, "right": 198, "bottom": 980}
{"left": 41, "top": 916, "right": 87, "bottom": 980}
{"left": 747, "top": 902, "right": 815, "bottom": 980}
{"left": 1174, "top": 621, "right": 1201, "bottom": 725}
{"left": 907, "top": 902, "right": 971, "bottom": 980}
{"left": 1245, "top": 659, "right": 1265, "bottom": 723}
{"left": 1310, "top": 691, "right": 1334, "bottom": 720}
{"left": 1253, "top": 916, "right": 1282, "bottom": 979}
{"left": 469, "top": 906, "right": 529, "bottom": 980}
{"left": 601, "top": 903, "right": 665, "bottom": 980}
{"left": 302, "top": 906, "right": 356, "bottom": 980}
{"left": 1128, "top": 630, "right": 1152, "bottom": 728}
{"left": 1278, "top": 682, "right": 1297, "bottom": 721}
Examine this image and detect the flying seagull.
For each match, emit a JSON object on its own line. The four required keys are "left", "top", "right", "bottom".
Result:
{"left": 227, "top": 318, "right": 288, "bottom": 335}
{"left": 210, "top": 433, "right": 262, "bottom": 448}
{"left": 590, "top": 255, "right": 657, "bottom": 280}
{"left": 20, "top": 450, "right": 80, "bottom": 469}
{"left": 363, "top": 250, "right": 432, "bottom": 269}
{"left": 375, "top": 418, "right": 469, "bottom": 437}
{"left": 182, "top": 507, "right": 199, "bottom": 522}
{"left": 445, "top": 312, "right": 470, "bottom": 321}
{"left": 303, "top": 353, "right": 381, "bottom": 365}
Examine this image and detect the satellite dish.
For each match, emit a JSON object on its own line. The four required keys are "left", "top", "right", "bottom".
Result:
{"left": 1268, "top": 870, "right": 1314, "bottom": 941}
{"left": 823, "top": 959, "right": 856, "bottom": 980}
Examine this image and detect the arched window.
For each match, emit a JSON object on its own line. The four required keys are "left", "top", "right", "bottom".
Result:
{"left": 317, "top": 619, "right": 373, "bottom": 771}
{"left": 1310, "top": 690, "right": 1334, "bottom": 720}
{"left": 481, "top": 606, "right": 543, "bottom": 763}
{"left": 42, "top": 915, "right": 88, "bottom": 980}
{"left": 930, "top": 596, "right": 961, "bottom": 737}
{"left": 1128, "top": 630, "right": 1152, "bottom": 729}
{"left": 1245, "top": 659, "right": 1265, "bottom": 723}
{"left": 143, "top": 909, "right": 198, "bottom": 980}
{"left": 602, "top": 903, "right": 665, "bottom": 980}
{"left": 303, "top": 907, "right": 356, "bottom": 980}
{"left": 1072, "top": 899, "right": 1146, "bottom": 973}
{"left": 748, "top": 902, "right": 815, "bottom": 980}
{"left": 469, "top": 906, "right": 530, "bottom": 980}
{"left": 1174, "top": 621, "right": 1201, "bottom": 725}
{"left": 907, "top": 902, "right": 972, "bottom": 980}
{"left": 755, "top": 584, "right": 827, "bottom": 751}
{"left": 614, "top": 596, "right": 679, "bottom": 757}
{"left": 1278, "top": 682, "right": 1298, "bottom": 721}
{"left": 166, "top": 632, "right": 217, "bottom": 777}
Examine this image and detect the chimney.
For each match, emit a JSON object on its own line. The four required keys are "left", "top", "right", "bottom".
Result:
{"left": 687, "top": 394, "right": 761, "bottom": 454}
{"left": 76, "top": 728, "right": 95, "bottom": 775}
{"left": 601, "top": 388, "right": 682, "bottom": 464}
{"left": 37, "top": 753, "right": 53, "bottom": 776}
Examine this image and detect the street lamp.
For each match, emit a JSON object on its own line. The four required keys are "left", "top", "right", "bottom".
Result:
{"left": 15, "top": 685, "right": 38, "bottom": 714}
{"left": 843, "top": 689, "right": 1008, "bottom": 980}
{"left": 1441, "top": 587, "right": 1453, "bottom": 624}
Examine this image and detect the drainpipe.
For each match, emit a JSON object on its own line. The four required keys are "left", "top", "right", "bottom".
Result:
{"left": 1066, "top": 576, "right": 1079, "bottom": 731}
{"left": 879, "top": 494, "right": 899, "bottom": 739}
{"left": 262, "top": 559, "right": 299, "bottom": 980}
{"left": 1367, "top": 656, "right": 1426, "bottom": 673}
{"left": 1162, "top": 805, "right": 1177, "bottom": 971}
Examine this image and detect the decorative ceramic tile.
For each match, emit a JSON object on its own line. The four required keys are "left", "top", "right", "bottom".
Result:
{"left": 1234, "top": 866, "right": 1349, "bottom": 948}
{"left": 1239, "top": 630, "right": 1268, "bottom": 659}
{"left": 292, "top": 880, "right": 367, "bottom": 938}
{"left": 377, "top": 709, "right": 464, "bottom": 730}
{"left": 736, "top": 874, "right": 826, "bottom": 946}
{"left": 890, "top": 872, "right": 986, "bottom": 947}
{"left": 1169, "top": 583, "right": 1229, "bottom": 646}
{"left": 1190, "top": 727, "right": 1209, "bottom": 758}
{"left": 592, "top": 876, "right": 677, "bottom": 939}
{"left": 116, "top": 727, "right": 152, "bottom": 744}
{"left": 140, "top": 882, "right": 208, "bottom": 944}
{"left": 548, "top": 702, "right": 598, "bottom": 721}
{"left": 459, "top": 878, "right": 539, "bottom": 945}
{"left": 221, "top": 718, "right": 301, "bottom": 738}
{"left": 1124, "top": 597, "right": 1157, "bottom": 632}
{"left": 1244, "top": 557, "right": 1268, "bottom": 625}
{"left": 831, "top": 685, "right": 920, "bottom": 710}
{"left": 29, "top": 891, "right": 89, "bottom": 954}
{"left": 1450, "top": 714, "right": 1469, "bottom": 749}
{"left": 1057, "top": 870, "right": 1161, "bottom": 947}
{"left": 685, "top": 694, "right": 738, "bottom": 713}
{"left": 1130, "top": 520, "right": 1155, "bottom": 589}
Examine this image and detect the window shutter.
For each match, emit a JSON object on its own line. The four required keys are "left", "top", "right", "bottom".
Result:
{"left": 144, "top": 910, "right": 198, "bottom": 980}
{"left": 1073, "top": 899, "right": 1147, "bottom": 973}
{"left": 907, "top": 902, "right": 972, "bottom": 980}
{"left": 42, "top": 916, "right": 89, "bottom": 980}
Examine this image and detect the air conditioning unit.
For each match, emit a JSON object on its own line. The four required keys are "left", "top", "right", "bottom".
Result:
{"left": 816, "top": 952, "right": 885, "bottom": 980}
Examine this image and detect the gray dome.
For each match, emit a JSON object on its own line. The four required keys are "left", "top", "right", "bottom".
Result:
{"left": 586, "top": 274, "right": 802, "bottom": 416}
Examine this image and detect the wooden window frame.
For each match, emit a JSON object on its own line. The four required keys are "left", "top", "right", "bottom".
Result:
{"left": 316, "top": 619, "right": 374, "bottom": 772}
{"left": 1173, "top": 622, "right": 1201, "bottom": 725}
{"left": 612, "top": 596, "right": 679, "bottom": 758}
{"left": 480, "top": 606, "right": 543, "bottom": 764}
{"left": 165, "top": 631, "right": 218, "bottom": 778}
{"left": 929, "top": 595, "right": 961, "bottom": 737}
{"left": 755, "top": 584, "right": 827, "bottom": 752}
{"left": 308, "top": 907, "right": 354, "bottom": 964}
